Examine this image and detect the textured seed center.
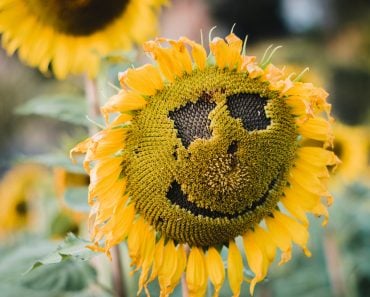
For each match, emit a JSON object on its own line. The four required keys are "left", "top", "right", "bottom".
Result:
{"left": 125, "top": 67, "right": 298, "bottom": 246}
{"left": 27, "top": 0, "right": 129, "bottom": 35}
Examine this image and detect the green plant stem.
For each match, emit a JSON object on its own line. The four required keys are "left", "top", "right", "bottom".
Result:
{"left": 111, "top": 245, "right": 127, "bottom": 297}
{"left": 84, "top": 76, "right": 101, "bottom": 135}
{"left": 323, "top": 231, "right": 347, "bottom": 297}
{"left": 84, "top": 75, "right": 127, "bottom": 297}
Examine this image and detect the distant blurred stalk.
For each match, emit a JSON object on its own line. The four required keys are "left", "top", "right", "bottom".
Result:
{"left": 323, "top": 231, "right": 347, "bottom": 297}
{"left": 84, "top": 77, "right": 101, "bottom": 135}
{"left": 84, "top": 76, "right": 127, "bottom": 297}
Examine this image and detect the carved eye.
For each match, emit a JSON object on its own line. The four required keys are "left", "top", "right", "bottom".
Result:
{"left": 226, "top": 93, "right": 271, "bottom": 131}
{"left": 169, "top": 97, "right": 216, "bottom": 148}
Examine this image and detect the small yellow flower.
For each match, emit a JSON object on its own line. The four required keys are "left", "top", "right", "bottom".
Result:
{"left": 72, "top": 33, "right": 339, "bottom": 296}
{"left": 0, "top": 0, "right": 166, "bottom": 79}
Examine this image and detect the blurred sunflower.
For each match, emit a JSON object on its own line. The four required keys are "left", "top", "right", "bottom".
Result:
{"left": 72, "top": 33, "right": 339, "bottom": 296}
{"left": 54, "top": 167, "right": 89, "bottom": 199}
{"left": 331, "top": 123, "right": 369, "bottom": 183}
{"left": 52, "top": 167, "right": 89, "bottom": 238}
{"left": 0, "top": 164, "right": 46, "bottom": 237}
{"left": 0, "top": 0, "right": 166, "bottom": 79}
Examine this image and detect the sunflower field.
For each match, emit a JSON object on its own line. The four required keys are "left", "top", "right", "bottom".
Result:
{"left": 0, "top": 1, "right": 369, "bottom": 297}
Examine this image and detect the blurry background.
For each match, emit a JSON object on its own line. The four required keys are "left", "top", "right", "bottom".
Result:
{"left": 0, "top": 0, "right": 369, "bottom": 296}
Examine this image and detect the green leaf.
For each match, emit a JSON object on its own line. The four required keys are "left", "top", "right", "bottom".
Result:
{"left": 64, "top": 187, "right": 90, "bottom": 213}
{"left": 27, "top": 233, "right": 98, "bottom": 273}
{"left": 15, "top": 94, "right": 88, "bottom": 126}
{"left": 0, "top": 237, "right": 107, "bottom": 297}
{"left": 0, "top": 238, "right": 57, "bottom": 282}
{"left": 21, "top": 259, "right": 96, "bottom": 293}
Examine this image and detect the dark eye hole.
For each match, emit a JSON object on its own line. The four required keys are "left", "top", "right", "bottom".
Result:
{"left": 226, "top": 93, "right": 271, "bottom": 131}
{"left": 169, "top": 97, "right": 216, "bottom": 148}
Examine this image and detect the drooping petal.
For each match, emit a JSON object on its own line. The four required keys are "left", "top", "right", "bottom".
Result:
{"left": 227, "top": 240, "right": 244, "bottom": 297}
{"left": 206, "top": 247, "right": 225, "bottom": 297}
{"left": 186, "top": 247, "right": 207, "bottom": 297}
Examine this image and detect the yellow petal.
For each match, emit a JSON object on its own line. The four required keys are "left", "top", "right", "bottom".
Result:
{"left": 265, "top": 216, "right": 292, "bottom": 265}
{"left": 289, "top": 166, "right": 330, "bottom": 197}
{"left": 101, "top": 91, "right": 147, "bottom": 122}
{"left": 143, "top": 40, "right": 183, "bottom": 82}
{"left": 227, "top": 240, "right": 243, "bottom": 297}
{"left": 281, "top": 195, "right": 309, "bottom": 226}
{"left": 168, "top": 39, "right": 193, "bottom": 74}
{"left": 210, "top": 37, "right": 229, "bottom": 69}
{"left": 158, "top": 239, "right": 178, "bottom": 295}
{"left": 254, "top": 225, "right": 276, "bottom": 264}
{"left": 127, "top": 217, "right": 146, "bottom": 269}
{"left": 243, "top": 231, "right": 265, "bottom": 295}
{"left": 119, "top": 64, "right": 163, "bottom": 96}
{"left": 273, "top": 212, "right": 311, "bottom": 257}
{"left": 166, "top": 244, "right": 187, "bottom": 296}
{"left": 180, "top": 37, "right": 207, "bottom": 70}
{"left": 298, "top": 117, "right": 333, "bottom": 145}
{"left": 138, "top": 225, "right": 156, "bottom": 294}
{"left": 206, "top": 247, "right": 225, "bottom": 297}
{"left": 105, "top": 202, "right": 135, "bottom": 248}
{"left": 297, "top": 147, "right": 340, "bottom": 167}
{"left": 149, "top": 237, "right": 165, "bottom": 283}
{"left": 186, "top": 247, "right": 207, "bottom": 297}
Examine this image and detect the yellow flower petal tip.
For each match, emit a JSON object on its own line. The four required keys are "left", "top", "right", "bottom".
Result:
{"left": 72, "top": 31, "right": 338, "bottom": 296}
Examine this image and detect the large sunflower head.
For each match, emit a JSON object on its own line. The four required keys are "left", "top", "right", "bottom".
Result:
{"left": 72, "top": 32, "right": 339, "bottom": 296}
{"left": 0, "top": 0, "right": 166, "bottom": 79}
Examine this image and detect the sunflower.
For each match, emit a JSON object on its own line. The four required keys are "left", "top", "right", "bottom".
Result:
{"left": 331, "top": 123, "right": 369, "bottom": 183}
{"left": 0, "top": 164, "right": 46, "bottom": 237}
{"left": 52, "top": 167, "right": 89, "bottom": 237}
{"left": 54, "top": 166, "right": 90, "bottom": 199}
{"left": 71, "top": 33, "right": 339, "bottom": 296}
{"left": 0, "top": 0, "right": 166, "bottom": 79}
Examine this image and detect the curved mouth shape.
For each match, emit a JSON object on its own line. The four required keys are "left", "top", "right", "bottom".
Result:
{"left": 166, "top": 175, "right": 279, "bottom": 219}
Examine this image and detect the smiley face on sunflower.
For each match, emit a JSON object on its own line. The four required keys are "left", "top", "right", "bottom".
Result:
{"left": 72, "top": 32, "right": 339, "bottom": 296}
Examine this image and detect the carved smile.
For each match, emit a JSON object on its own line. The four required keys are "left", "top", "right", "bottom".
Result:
{"left": 166, "top": 175, "right": 279, "bottom": 219}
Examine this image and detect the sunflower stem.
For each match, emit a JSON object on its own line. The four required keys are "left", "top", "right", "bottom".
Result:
{"left": 84, "top": 76, "right": 127, "bottom": 297}
{"left": 111, "top": 245, "right": 128, "bottom": 297}
{"left": 181, "top": 244, "right": 190, "bottom": 297}
{"left": 323, "top": 231, "right": 347, "bottom": 297}
{"left": 84, "top": 76, "right": 101, "bottom": 135}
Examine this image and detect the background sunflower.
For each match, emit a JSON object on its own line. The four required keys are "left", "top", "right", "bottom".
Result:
{"left": 0, "top": 0, "right": 166, "bottom": 79}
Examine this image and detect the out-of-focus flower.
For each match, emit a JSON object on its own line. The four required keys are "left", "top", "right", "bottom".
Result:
{"left": 72, "top": 33, "right": 339, "bottom": 296}
{"left": 0, "top": 164, "right": 46, "bottom": 237}
{"left": 52, "top": 167, "right": 89, "bottom": 238}
{"left": 54, "top": 167, "right": 89, "bottom": 199}
{"left": 331, "top": 123, "right": 369, "bottom": 184}
{"left": 0, "top": 0, "right": 166, "bottom": 79}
